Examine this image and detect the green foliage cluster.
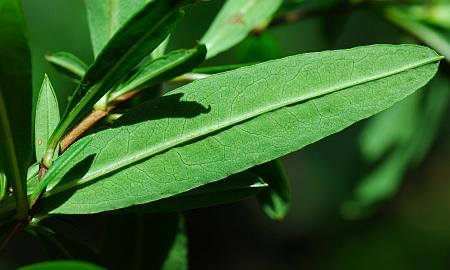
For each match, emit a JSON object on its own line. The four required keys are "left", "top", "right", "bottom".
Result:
{"left": 0, "top": 0, "right": 448, "bottom": 268}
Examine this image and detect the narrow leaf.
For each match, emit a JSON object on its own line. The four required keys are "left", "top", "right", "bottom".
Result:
{"left": 45, "top": 52, "right": 88, "bottom": 79}
{"left": 85, "top": 0, "right": 151, "bottom": 56}
{"left": 201, "top": 0, "right": 282, "bottom": 59}
{"left": 44, "top": 0, "right": 193, "bottom": 167}
{"left": 110, "top": 44, "right": 207, "bottom": 100}
{"left": 252, "top": 159, "right": 290, "bottom": 220}
{"left": 35, "top": 75, "right": 60, "bottom": 162}
{"left": 18, "top": 261, "right": 105, "bottom": 270}
{"left": 40, "top": 44, "right": 440, "bottom": 214}
{"left": 0, "top": 0, "right": 32, "bottom": 219}
{"left": 0, "top": 171, "right": 7, "bottom": 201}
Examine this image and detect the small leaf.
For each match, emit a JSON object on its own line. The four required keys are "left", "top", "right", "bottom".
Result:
{"left": 35, "top": 75, "right": 60, "bottom": 162}
{"left": 35, "top": 45, "right": 442, "bottom": 214}
{"left": 0, "top": 171, "right": 7, "bottom": 201}
{"left": 0, "top": 0, "right": 32, "bottom": 219}
{"left": 110, "top": 44, "right": 207, "bottom": 100}
{"left": 18, "top": 261, "right": 106, "bottom": 270}
{"left": 252, "top": 159, "right": 290, "bottom": 220}
{"left": 45, "top": 52, "right": 88, "bottom": 79}
{"left": 201, "top": 0, "right": 282, "bottom": 59}
{"left": 44, "top": 0, "right": 194, "bottom": 167}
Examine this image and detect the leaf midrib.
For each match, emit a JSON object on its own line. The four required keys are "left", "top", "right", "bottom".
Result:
{"left": 49, "top": 54, "right": 441, "bottom": 195}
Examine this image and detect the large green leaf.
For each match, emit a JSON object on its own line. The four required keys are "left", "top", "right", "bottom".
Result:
{"left": 18, "top": 261, "right": 105, "bottom": 270}
{"left": 0, "top": 0, "right": 32, "bottom": 219}
{"left": 110, "top": 44, "right": 207, "bottom": 100}
{"left": 45, "top": 52, "right": 88, "bottom": 79}
{"left": 85, "top": 0, "right": 151, "bottom": 56}
{"left": 44, "top": 0, "right": 193, "bottom": 166}
{"left": 100, "top": 213, "right": 187, "bottom": 270}
{"left": 35, "top": 75, "right": 60, "bottom": 162}
{"left": 39, "top": 44, "right": 440, "bottom": 214}
{"left": 201, "top": 0, "right": 282, "bottom": 59}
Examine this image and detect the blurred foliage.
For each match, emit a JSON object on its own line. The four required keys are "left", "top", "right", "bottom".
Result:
{"left": 2, "top": 0, "right": 450, "bottom": 269}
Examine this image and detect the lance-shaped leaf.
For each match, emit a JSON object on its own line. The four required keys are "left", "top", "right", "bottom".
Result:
{"left": 85, "top": 0, "right": 152, "bottom": 56}
{"left": 100, "top": 213, "right": 187, "bottom": 270}
{"left": 35, "top": 75, "right": 60, "bottom": 162}
{"left": 45, "top": 52, "right": 88, "bottom": 79}
{"left": 110, "top": 44, "right": 207, "bottom": 100}
{"left": 18, "top": 261, "right": 106, "bottom": 270}
{"left": 201, "top": 0, "right": 282, "bottom": 59}
{"left": 38, "top": 44, "right": 440, "bottom": 214}
{"left": 386, "top": 6, "right": 450, "bottom": 64}
{"left": 0, "top": 0, "right": 32, "bottom": 219}
{"left": 44, "top": 0, "right": 193, "bottom": 167}
{"left": 252, "top": 159, "right": 290, "bottom": 220}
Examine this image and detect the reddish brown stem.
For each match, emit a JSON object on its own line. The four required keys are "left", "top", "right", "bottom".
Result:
{"left": 0, "top": 221, "right": 25, "bottom": 256}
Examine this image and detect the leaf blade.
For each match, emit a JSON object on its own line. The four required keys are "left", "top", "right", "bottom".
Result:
{"left": 41, "top": 44, "right": 440, "bottom": 214}
{"left": 45, "top": 52, "right": 88, "bottom": 79}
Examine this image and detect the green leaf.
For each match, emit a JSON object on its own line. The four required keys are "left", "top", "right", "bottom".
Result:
{"left": 110, "top": 44, "right": 207, "bottom": 100}
{"left": 342, "top": 71, "right": 450, "bottom": 219}
{"left": 100, "top": 213, "right": 187, "bottom": 270}
{"left": 44, "top": 0, "right": 193, "bottom": 167}
{"left": 193, "top": 62, "right": 257, "bottom": 74}
{"left": 386, "top": 6, "right": 450, "bottom": 64}
{"left": 0, "top": 171, "right": 7, "bottom": 201}
{"left": 45, "top": 52, "right": 88, "bottom": 79}
{"left": 85, "top": 0, "right": 151, "bottom": 56}
{"left": 35, "top": 75, "right": 60, "bottom": 162}
{"left": 18, "top": 261, "right": 106, "bottom": 270}
{"left": 201, "top": 0, "right": 282, "bottom": 59}
{"left": 40, "top": 44, "right": 440, "bottom": 214}
{"left": 252, "top": 159, "right": 290, "bottom": 220}
{"left": 0, "top": 0, "right": 32, "bottom": 219}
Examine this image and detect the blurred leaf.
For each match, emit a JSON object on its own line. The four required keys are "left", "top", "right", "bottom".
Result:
{"left": 85, "top": 0, "right": 151, "bottom": 56}
{"left": 386, "top": 6, "right": 450, "bottom": 64}
{"left": 100, "top": 213, "right": 187, "bottom": 270}
{"left": 343, "top": 72, "right": 450, "bottom": 219}
{"left": 236, "top": 31, "right": 283, "bottom": 63}
{"left": 45, "top": 52, "right": 88, "bottom": 79}
{"left": 201, "top": 0, "right": 282, "bottom": 59}
{"left": 34, "top": 45, "right": 441, "bottom": 214}
{"left": 252, "top": 159, "right": 290, "bottom": 220}
{"left": 44, "top": 0, "right": 193, "bottom": 167}
{"left": 110, "top": 44, "right": 207, "bottom": 100}
{"left": 0, "top": 171, "right": 6, "bottom": 201}
{"left": 18, "top": 261, "right": 105, "bottom": 270}
{"left": 407, "top": 3, "right": 450, "bottom": 30}
{"left": 0, "top": 0, "right": 32, "bottom": 219}
{"left": 35, "top": 75, "right": 60, "bottom": 162}
{"left": 193, "top": 62, "right": 257, "bottom": 74}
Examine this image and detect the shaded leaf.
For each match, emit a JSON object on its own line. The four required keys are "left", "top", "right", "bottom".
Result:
{"left": 201, "top": 0, "right": 282, "bottom": 59}
{"left": 100, "top": 213, "right": 187, "bottom": 270}
{"left": 252, "top": 159, "right": 290, "bottom": 220}
{"left": 39, "top": 44, "right": 440, "bottom": 214}
{"left": 35, "top": 75, "right": 60, "bottom": 162}
{"left": 0, "top": 0, "right": 32, "bottom": 219}
{"left": 45, "top": 52, "right": 88, "bottom": 79}
{"left": 44, "top": 0, "right": 193, "bottom": 166}
{"left": 85, "top": 0, "right": 151, "bottom": 56}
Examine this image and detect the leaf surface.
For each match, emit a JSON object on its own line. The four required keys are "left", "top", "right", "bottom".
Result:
{"left": 201, "top": 0, "right": 282, "bottom": 59}
{"left": 0, "top": 0, "right": 32, "bottom": 218}
{"left": 18, "top": 261, "right": 105, "bottom": 270}
{"left": 41, "top": 44, "right": 440, "bottom": 214}
{"left": 35, "top": 75, "right": 60, "bottom": 162}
